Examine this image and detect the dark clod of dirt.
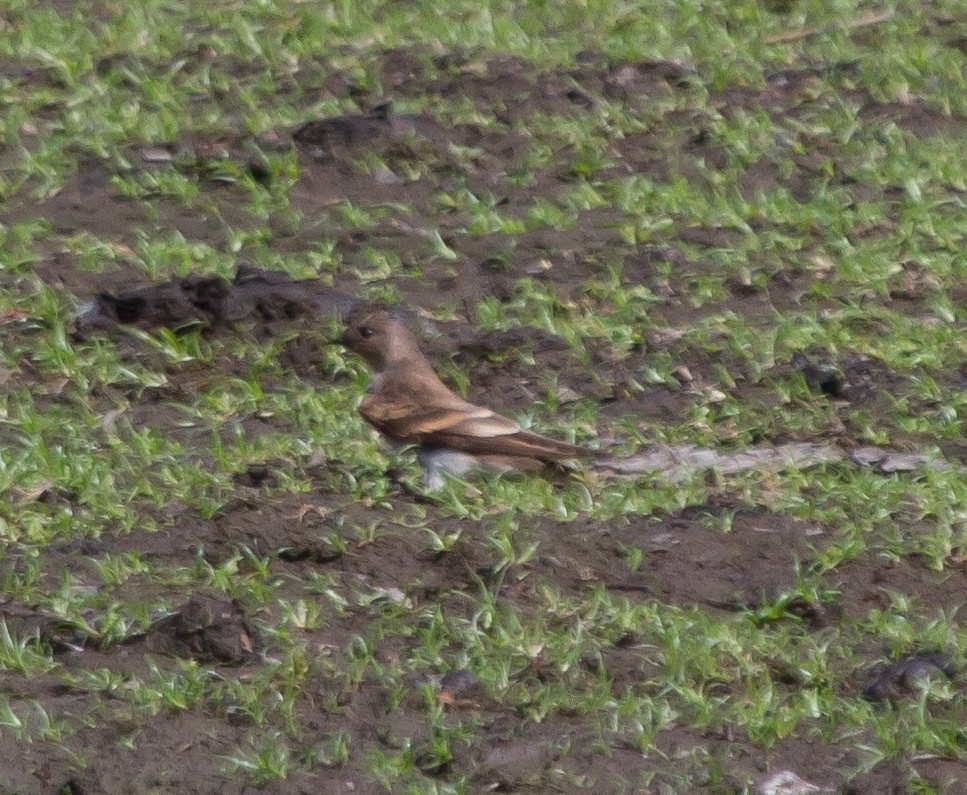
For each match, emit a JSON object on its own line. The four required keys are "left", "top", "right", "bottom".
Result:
{"left": 473, "top": 739, "right": 556, "bottom": 790}
{"left": 74, "top": 265, "right": 358, "bottom": 337}
{"left": 232, "top": 464, "right": 279, "bottom": 489}
{"left": 792, "top": 351, "right": 844, "bottom": 397}
{"left": 776, "top": 594, "right": 840, "bottom": 628}
{"left": 862, "top": 651, "right": 956, "bottom": 702}
{"left": 77, "top": 275, "right": 228, "bottom": 333}
{"left": 44, "top": 538, "right": 109, "bottom": 556}
{"left": 143, "top": 595, "right": 259, "bottom": 664}
{"left": 0, "top": 602, "right": 88, "bottom": 653}
{"left": 293, "top": 101, "right": 454, "bottom": 174}
{"left": 293, "top": 102, "right": 395, "bottom": 158}
{"left": 790, "top": 349, "right": 908, "bottom": 405}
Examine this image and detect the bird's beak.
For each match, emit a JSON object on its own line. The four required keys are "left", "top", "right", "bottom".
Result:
{"left": 323, "top": 322, "right": 350, "bottom": 346}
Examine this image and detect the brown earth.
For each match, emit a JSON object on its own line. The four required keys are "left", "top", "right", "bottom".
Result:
{"left": 2, "top": 42, "right": 966, "bottom": 795}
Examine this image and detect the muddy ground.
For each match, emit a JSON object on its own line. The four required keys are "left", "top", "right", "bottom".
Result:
{"left": 2, "top": 38, "right": 966, "bottom": 795}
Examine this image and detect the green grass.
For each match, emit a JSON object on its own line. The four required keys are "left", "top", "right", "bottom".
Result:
{"left": 2, "top": 0, "right": 967, "bottom": 792}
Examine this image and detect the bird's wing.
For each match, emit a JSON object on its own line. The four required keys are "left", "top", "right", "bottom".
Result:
{"left": 360, "top": 393, "right": 520, "bottom": 439}
{"left": 361, "top": 392, "right": 589, "bottom": 460}
{"left": 436, "top": 406, "right": 522, "bottom": 437}
{"left": 430, "top": 425, "right": 592, "bottom": 460}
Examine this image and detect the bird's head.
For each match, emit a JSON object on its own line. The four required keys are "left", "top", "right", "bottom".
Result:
{"left": 339, "top": 303, "right": 420, "bottom": 371}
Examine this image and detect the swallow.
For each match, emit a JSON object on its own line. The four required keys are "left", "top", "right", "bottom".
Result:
{"left": 340, "top": 304, "right": 599, "bottom": 487}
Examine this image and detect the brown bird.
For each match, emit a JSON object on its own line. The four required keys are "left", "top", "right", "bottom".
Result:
{"left": 340, "top": 304, "right": 599, "bottom": 487}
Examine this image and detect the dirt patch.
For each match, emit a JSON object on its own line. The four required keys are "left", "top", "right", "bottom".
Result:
{"left": 141, "top": 596, "right": 259, "bottom": 664}
{"left": 73, "top": 265, "right": 357, "bottom": 337}
{"left": 546, "top": 504, "right": 826, "bottom": 610}
{"left": 825, "top": 552, "right": 967, "bottom": 620}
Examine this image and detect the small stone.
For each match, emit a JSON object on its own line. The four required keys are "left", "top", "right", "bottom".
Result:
{"left": 756, "top": 770, "right": 823, "bottom": 795}
{"left": 526, "top": 258, "right": 553, "bottom": 275}
{"left": 673, "top": 365, "right": 693, "bottom": 384}
{"left": 141, "top": 147, "right": 174, "bottom": 163}
{"left": 373, "top": 167, "right": 403, "bottom": 185}
{"left": 555, "top": 386, "right": 582, "bottom": 404}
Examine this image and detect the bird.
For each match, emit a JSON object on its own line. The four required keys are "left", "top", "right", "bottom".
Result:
{"left": 339, "top": 304, "right": 600, "bottom": 487}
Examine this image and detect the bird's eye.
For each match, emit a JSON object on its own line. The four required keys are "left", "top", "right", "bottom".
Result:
{"left": 358, "top": 325, "right": 374, "bottom": 339}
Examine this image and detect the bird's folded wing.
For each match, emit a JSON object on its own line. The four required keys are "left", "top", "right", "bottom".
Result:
{"left": 430, "top": 427, "right": 591, "bottom": 459}
{"left": 440, "top": 407, "right": 522, "bottom": 437}
{"left": 360, "top": 393, "right": 590, "bottom": 460}
{"left": 360, "top": 395, "right": 520, "bottom": 439}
